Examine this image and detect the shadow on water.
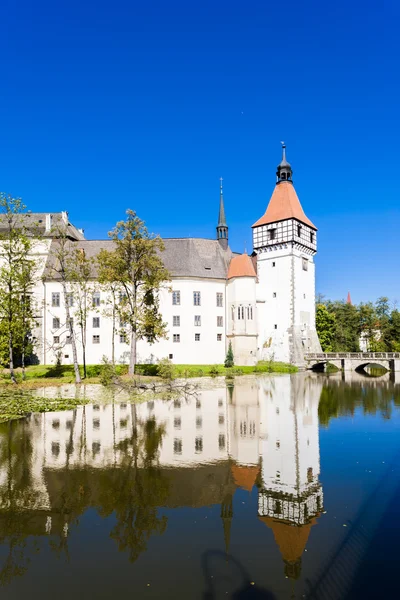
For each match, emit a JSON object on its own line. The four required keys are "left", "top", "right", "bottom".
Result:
{"left": 202, "top": 550, "right": 276, "bottom": 600}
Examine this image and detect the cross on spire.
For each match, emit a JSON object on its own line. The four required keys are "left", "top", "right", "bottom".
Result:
{"left": 217, "top": 177, "right": 228, "bottom": 246}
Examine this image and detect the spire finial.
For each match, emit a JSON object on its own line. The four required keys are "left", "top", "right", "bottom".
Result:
{"left": 281, "top": 141, "right": 286, "bottom": 162}
{"left": 276, "top": 141, "right": 292, "bottom": 184}
{"left": 217, "top": 177, "right": 228, "bottom": 246}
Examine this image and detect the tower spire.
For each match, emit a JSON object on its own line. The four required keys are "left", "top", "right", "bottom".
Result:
{"left": 276, "top": 141, "right": 293, "bottom": 184}
{"left": 217, "top": 177, "right": 228, "bottom": 248}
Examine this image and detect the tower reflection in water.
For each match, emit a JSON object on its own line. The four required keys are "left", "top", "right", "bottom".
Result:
{"left": 0, "top": 374, "right": 324, "bottom": 586}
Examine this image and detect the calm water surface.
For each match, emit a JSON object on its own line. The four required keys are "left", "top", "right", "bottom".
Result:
{"left": 1, "top": 372, "right": 400, "bottom": 599}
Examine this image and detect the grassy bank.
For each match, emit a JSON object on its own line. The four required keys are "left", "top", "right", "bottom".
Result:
{"left": 0, "top": 361, "right": 297, "bottom": 387}
{"left": 0, "top": 390, "right": 90, "bottom": 423}
{"left": 136, "top": 361, "right": 298, "bottom": 378}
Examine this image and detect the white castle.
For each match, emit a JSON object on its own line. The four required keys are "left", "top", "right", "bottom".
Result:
{"left": 1, "top": 144, "right": 322, "bottom": 366}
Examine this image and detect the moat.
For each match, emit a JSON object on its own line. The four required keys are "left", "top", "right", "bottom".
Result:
{"left": 1, "top": 372, "right": 400, "bottom": 599}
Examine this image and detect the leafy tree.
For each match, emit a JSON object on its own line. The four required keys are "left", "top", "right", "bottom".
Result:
{"left": 46, "top": 228, "right": 81, "bottom": 383}
{"left": 97, "top": 210, "right": 170, "bottom": 375}
{"left": 316, "top": 304, "right": 336, "bottom": 351}
{"left": 0, "top": 195, "right": 38, "bottom": 381}
{"left": 68, "top": 247, "right": 95, "bottom": 379}
{"left": 224, "top": 341, "right": 234, "bottom": 367}
{"left": 97, "top": 251, "right": 121, "bottom": 365}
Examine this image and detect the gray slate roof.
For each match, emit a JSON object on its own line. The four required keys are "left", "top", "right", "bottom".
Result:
{"left": 0, "top": 212, "right": 85, "bottom": 241}
{"left": 43, "top": 238, "right": 232, "bottom": 280}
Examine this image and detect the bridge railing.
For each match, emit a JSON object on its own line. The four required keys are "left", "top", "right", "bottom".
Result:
{"left": 304, "top": 352, "right": 400, "bottom": 360}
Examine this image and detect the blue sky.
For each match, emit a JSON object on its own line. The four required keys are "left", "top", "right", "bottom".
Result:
{"left": 1, "top": 0, "right": 399, "bottom": 304}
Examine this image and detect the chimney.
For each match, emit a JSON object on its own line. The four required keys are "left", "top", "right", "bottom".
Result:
{"left": 61, "top": 211, "right": 69, "bottom": 224}
{"left": 45, "top": 214, "right": 52, "bottom": 233}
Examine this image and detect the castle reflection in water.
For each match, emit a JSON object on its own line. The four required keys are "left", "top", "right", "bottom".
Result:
{"left": 0, "top": 374, "right": 323, "bottom": 580}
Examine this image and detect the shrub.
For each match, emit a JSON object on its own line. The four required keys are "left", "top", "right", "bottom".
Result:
{"left": 209, "top": 365, "right": 221, "bottom": 377}
{"left": 157, "top": 358, "right": 176, "bottom": 380}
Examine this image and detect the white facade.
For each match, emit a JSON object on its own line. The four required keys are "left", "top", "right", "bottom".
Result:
{"left": 1, "top": 148, "right": 321, "bottom": 367}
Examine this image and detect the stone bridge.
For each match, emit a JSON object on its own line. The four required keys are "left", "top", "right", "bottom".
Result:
{"left": 304, "top": 352, "right": 400, "bottom": 372}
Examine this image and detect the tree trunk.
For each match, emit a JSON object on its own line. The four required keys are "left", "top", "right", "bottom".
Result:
{"left": 111, "top": 293, "right": 116, "bottom": 365}
{"left": 21, "top": 296, "right": 26, "bottom": 381}
{"left": 129, "top": 329, "right": 136, "bottom": 376}
{"left": 63, "top": 283, "right": 81, "bottom": 384}
{"left": 8, "top": 327, "right": 16, "bottom": 384}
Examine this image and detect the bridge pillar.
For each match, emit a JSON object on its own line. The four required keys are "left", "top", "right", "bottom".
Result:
{"left": 392, "top": 359, "right": 400, "bottom": 372}
{"left": 343, "top": 359, "right": 352, "bottom": 371}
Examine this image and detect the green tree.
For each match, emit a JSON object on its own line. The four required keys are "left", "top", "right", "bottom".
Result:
{"left": 315, "top": 304, "right": 336, "bottom": 351}
{"left": 46, "top": 228, "right": 81, "bottom": 383}
{"left": 68, "top": 247, "right": 95, "bottom": 379}
{"left": 224, "top": 341, "right": 234, "bottom": 367}
{"left": 97, "top": 210, "right": 170, "bottom": 376}
{"left": 0, "top": 195, "right": 38, "bottom": 382}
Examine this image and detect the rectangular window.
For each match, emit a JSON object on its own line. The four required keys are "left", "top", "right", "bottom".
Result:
{"left": 310, "top": 231, "right": 314, "bottom": 244}
{"left": 238, "top": 306, "right": 244, "bottom": 320}
{"left": 297, "top": 224, "right": 302, "bottom": 237}
{"left": 302, "top": 258, "right": 308, "bottom": 271}
{"left": 119, "top": 334, "right": 127, "bottom": 343}
{"left": 193, "top": 291, "right": 201, "bottom": 306}
{"left": 217, "top": 333, "right": 222, "bottom": 341}
{"left": 69, "top": 317, "right": 74, "bottom": 328}
{"left": 169, "top": 353, "right": 173, "bottom": 359}
{"left": 53, "top": 335, "right": 60, "bottom": 344}
{"left": 93, "top": 335, "right": 100, "bottom": 344}
{"left": 195, "top": 436, "right": 203, "bottom": 453}
{"left": 219, "top": 434, "right": 225, "bottom": 450}
{"left": 274, "top": 324, "right": 277, "bottom": 329}
{"left": 66, "top": 293, "right": 74, "bottom": 307}
{"left": 52, "top": 317, "right": 60, "bottom": 329}
{"left": 268, "top": 229, "right": 276, "bottom": 241}
{"left": 173, "top": 334, "right": 180, "bottom": 343}
{"left": 216, "top": 292, "right": 223, "bottom": 307}
{"left": 66, "top": 335, "right": 71, "bottom": 344}
{"left": 172, "top": 291, "right": 180, "bottom": 305}
{"left": 119, "top": 318, "right": 127, "bottom": 327}
{"left": 174, "top": 417, "right": 181, "bottom": 430}
{"left": 92, "top": 292, "right": 100, "bottom": 307}
{"left": 217, "top": 316, "right": 223, "bottom": 327}
{"left": 174, "top": 438, "right": 182, "bottom": 455}
{"left": 173, "top": 315, "right": 180, "bottom": 327}
{"left": 52, "top": 292, "right": 60, "bottom": 307}
{"left": 272, "top": 261, "right": 276, "bottom": 267}
{"left": 273, "top": 292, "right": 276, "bottom": 298}
{"left": 93, "top": 317, "right": 100, "bottom": 328}
{"left": 194, "top": 315, "right": 201, "bottom": 326}
{"left": 195, "top": 333, "right": 200, "bottom": 341}
{"left": 196, "top": 416, "right": 202, "bottom": 429}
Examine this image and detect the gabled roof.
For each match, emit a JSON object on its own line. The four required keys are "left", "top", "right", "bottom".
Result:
{"left": 252, "top": 182, "right": 317, "bottom": 230}
{"left": 227, "top": 253, "right": 257, "bottom": 279}
{"left": 0, "top": 212, "right": 85, "bottom": 241}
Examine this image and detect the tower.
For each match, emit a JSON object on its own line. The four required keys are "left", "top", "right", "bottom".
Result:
{"left": 252, "top": 143, "right": 322, "bottom": 365}
{"left": 257, "top": 374, "right": 324, "bottom": 584}
{"left": 217, "top": 178, "right": 228, "bottom": 249}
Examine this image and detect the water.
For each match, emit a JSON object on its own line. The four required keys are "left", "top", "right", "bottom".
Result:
{"left": 1, "top": 372, "right": 400, "bottom": 599}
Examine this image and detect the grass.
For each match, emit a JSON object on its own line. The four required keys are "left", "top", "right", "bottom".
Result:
{"left": 0, "top": 360, "right": 297, "bottom": 387}
{"left": 137, "top": 361, "right": 298, "bottom": 378}
{"left": 0, "top": 389, "right": 90, "bottom": 423}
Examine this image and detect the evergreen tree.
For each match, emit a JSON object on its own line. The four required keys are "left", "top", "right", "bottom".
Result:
{"left": 224, "top": 341, "right": 234, "bottom": 367}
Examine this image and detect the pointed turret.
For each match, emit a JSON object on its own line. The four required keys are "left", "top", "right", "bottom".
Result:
{"left": 276, "top": 142, "right": 293, "bottom": 183}
{"left": 347, "top": 292, "right": 352, "bottom": 305}
{"left": 217, "top": 177, "right": 228, "bottom": 249}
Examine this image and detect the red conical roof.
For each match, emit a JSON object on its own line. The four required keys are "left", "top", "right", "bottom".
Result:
{"left": 347, "top": 292, "right": 352, "bottom": 305}
{"left": 252, "top": 182, "right": 316, "bottom": 230}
